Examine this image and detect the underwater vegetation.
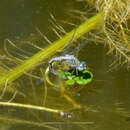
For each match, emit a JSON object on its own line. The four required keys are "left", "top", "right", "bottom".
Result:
{"left": 0, "top": 0, "right": 130, "bottom": 129}
{"left": 85, "top": 0, "right": 130, "bottom": 70}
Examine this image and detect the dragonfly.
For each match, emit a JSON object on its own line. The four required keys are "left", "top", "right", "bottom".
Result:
{"left": 36, "top": 29, "right": 100, "bottom": 86}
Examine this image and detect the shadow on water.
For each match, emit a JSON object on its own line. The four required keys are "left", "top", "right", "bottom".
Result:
{"left": 0, "top": 0, "right": 130, "bottom": 130}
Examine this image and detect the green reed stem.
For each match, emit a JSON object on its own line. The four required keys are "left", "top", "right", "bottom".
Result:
{"left": 0, "top": 12, "right": 104, "bottom": 87}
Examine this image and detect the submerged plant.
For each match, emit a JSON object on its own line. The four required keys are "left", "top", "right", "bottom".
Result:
{"left": 84, "top": 0, "right": 130, "bottom": 70}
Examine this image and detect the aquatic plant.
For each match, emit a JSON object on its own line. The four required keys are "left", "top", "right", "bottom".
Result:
{"left": 85, "top": 0, "right": 130, "bottom": 70}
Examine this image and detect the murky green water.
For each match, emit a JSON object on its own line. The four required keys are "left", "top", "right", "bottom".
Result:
{"left": 0, "top": 0, "right": 130, "bottom": 130}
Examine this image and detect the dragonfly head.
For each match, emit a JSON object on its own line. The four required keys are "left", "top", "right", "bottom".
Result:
{"left": 77, "top": 61, "right": 86, "bottom": 71}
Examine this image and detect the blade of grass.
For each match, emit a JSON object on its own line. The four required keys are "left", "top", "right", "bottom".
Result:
{"left": 0, "top": 12, "right": 104, "bottom": 87}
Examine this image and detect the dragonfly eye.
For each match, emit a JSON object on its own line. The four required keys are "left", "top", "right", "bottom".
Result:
{"left": 77, "top": 62, "right": 86, "bottom": 71}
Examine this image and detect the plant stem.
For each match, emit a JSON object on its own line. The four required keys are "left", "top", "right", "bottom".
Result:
{"left": 0, "top": 12, "right": 104, "bottom": 87}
